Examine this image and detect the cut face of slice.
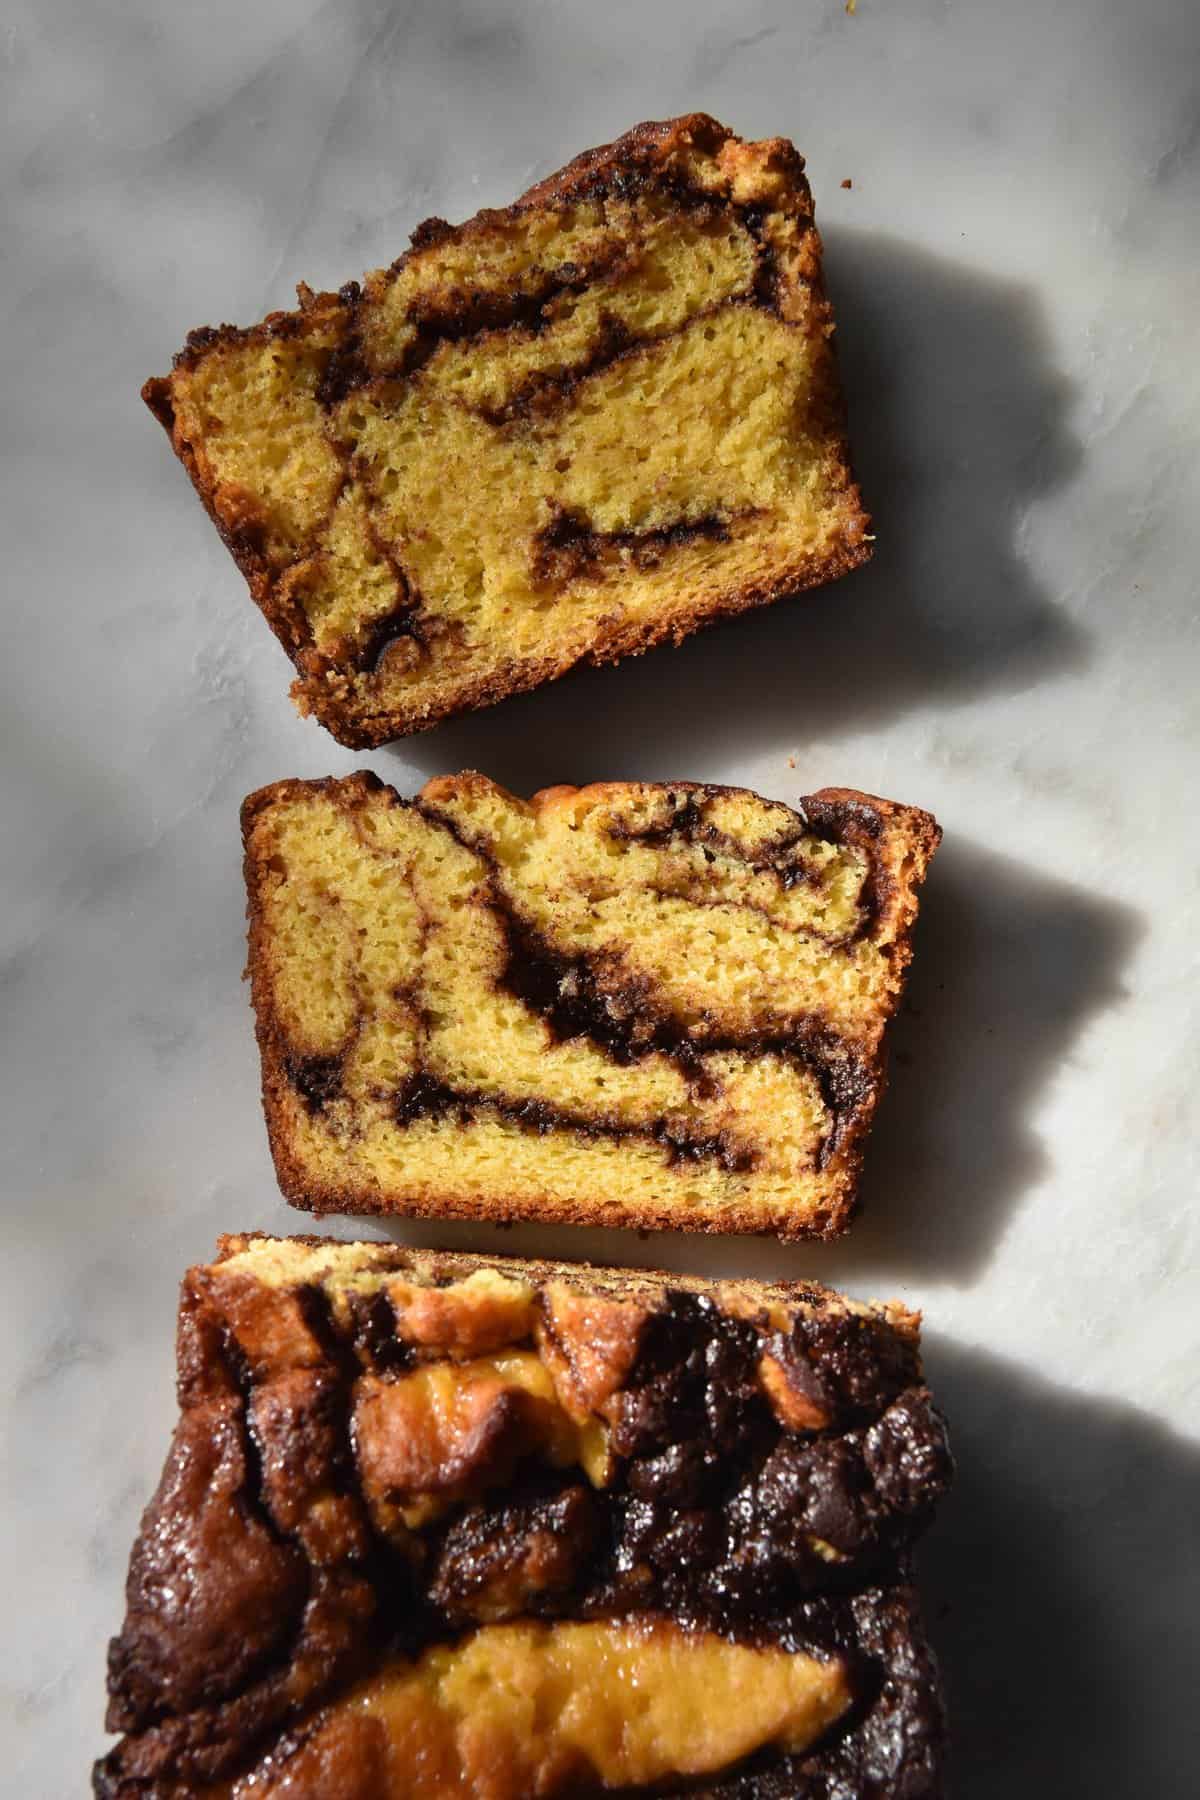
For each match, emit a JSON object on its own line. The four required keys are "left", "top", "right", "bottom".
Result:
{"left": 241, "top": 771, "right": 940, "bottom": 1239}
{"left": 95, "top": 1237, "right": 952, "bottom": 1799}
{"left": 143, "top": 114, "right": 870, "bottom": 745}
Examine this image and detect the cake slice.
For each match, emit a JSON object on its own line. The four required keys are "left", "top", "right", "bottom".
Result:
{"left": 143, "top": 113, "right": 869, "bottom": 746}
{"left": 241, "top": 772, "right": 939, "bottom": 1238}
{"left": 95, "top": 1235, "right": 952, "bottom": 1798}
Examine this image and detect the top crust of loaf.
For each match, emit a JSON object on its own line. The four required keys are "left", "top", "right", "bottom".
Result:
{"left": 97, "top": 1232, "right": 949, "bottom": 1798}
{"left": 210, "top": 1229, "right": 922, "bottom": 1340}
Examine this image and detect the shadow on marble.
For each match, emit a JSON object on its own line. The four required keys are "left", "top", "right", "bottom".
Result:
{"left": 392, "top": 229, "right": 1087, "bottom": 789}
{"left": 920, "top": 1336, "right": 1200, "bottom": 1797}
{"left": 362, "top": 830, "right": 1142, "bottom": 1289}
{"left": 811, "top": 833, "right": 1145, "bottom": 1284}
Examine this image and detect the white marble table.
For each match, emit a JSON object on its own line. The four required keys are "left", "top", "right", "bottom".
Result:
{"left": 3, "top": 0, "right": 1198, "bottom": 1790}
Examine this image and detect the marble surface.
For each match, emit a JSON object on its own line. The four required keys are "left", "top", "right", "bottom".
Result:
{"left": 3, "top": 0, "right": 1199, "bottom": 1790}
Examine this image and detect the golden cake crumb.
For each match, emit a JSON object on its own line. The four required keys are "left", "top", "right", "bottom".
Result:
{"left": 240, "top": 771, "right": 939, "bottom": 1238}
{"left": 144, "top": 114, "right": 869, "bottom": 745}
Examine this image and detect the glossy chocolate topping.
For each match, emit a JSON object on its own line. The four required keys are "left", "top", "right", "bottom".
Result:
{"left": 97, "top": 1249, "right": 951, "bottom": 1797}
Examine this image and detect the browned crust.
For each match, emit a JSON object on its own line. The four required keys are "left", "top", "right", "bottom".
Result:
{"left": 141, "top": 368, "right": 306, "bottom": 670}
{"left": 145, "top": 113, "right": 870, "bottom": 747}
{"left": 297, "top": 544, "right": 872, "bottom": 750}
{"left": 209, "top": 1231, "right": 921, "bottom": 1338}
{"left": 522, "top": 115, "right": 730, "bottom": 203}
{"left": 241, "top": 774, "right": 939, "bottom": 1241}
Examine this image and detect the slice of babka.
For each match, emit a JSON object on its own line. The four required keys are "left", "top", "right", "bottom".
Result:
{"left": 144, "top": 114, "right": 869, "bottom": 746}
{"left": 241, "top": 772, "right": 939, "bottom": 1238}
{"left": 95, "top": 1235, "right": 952, "bottom": 1798}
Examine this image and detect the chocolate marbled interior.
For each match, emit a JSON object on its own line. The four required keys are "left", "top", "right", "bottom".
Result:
{"left": 242, "top": 773, "right": 939, "bottom": 1238}
{"left": 144, "top": 115, "right": 871, "bottom": 746}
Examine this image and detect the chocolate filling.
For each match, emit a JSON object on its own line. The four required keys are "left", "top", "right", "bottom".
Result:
{"left": 282, "top": 1051, "right": 345, "bottom": 1112}
{"left": 799, "top": 794, "right": 895, "bottom": 938}
{"left": 391, "top": 1071, "right": 757, "bottom": 1174}
{"left": 279, "top": 791, "right": 882, "bottom": 1174}
{"left": 474, "top": 311, "right": 638, "bottom": 426}
{"left": 319, "top": 247, "right": 629, "bottom": 408}
{"left": 310, "top": 178, "right": 790, "bottom": 627}
{"left": 531, "top": 505, "right": 736, "bottom": 584}
{"left": 494, "top": 908, "right": 875, "bottom": 1170}
{"left": 738, "top": 203, "right": 784, "bottom": 316}
{"left": 347, "top": 597, "right": 426, "bottom": 674}
{"left": 344, "top": 518, "right": 430, "bottom": 674}
{"left": 601, "top": 792, "right": 831, "bottom": 896}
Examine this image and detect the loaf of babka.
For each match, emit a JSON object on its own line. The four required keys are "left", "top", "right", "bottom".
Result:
{"left": 95, "top": 1235, "right": 952, "bottom": 1798}
{"left": 241, "top": 772, "right": 939, "bottom": 1238}
{"left": 144, "top": 114, "right": 869, "bottom": 746}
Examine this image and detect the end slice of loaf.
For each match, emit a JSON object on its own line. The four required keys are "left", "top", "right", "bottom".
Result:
{"left": 95, "top": 1234, "right": 951, "bottom": 1798}
{"left": 241, "top": 772, "right": 939, "bottom": 1238}
{"left": 145, "top": 113, "right": 869, "bottom": 746}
